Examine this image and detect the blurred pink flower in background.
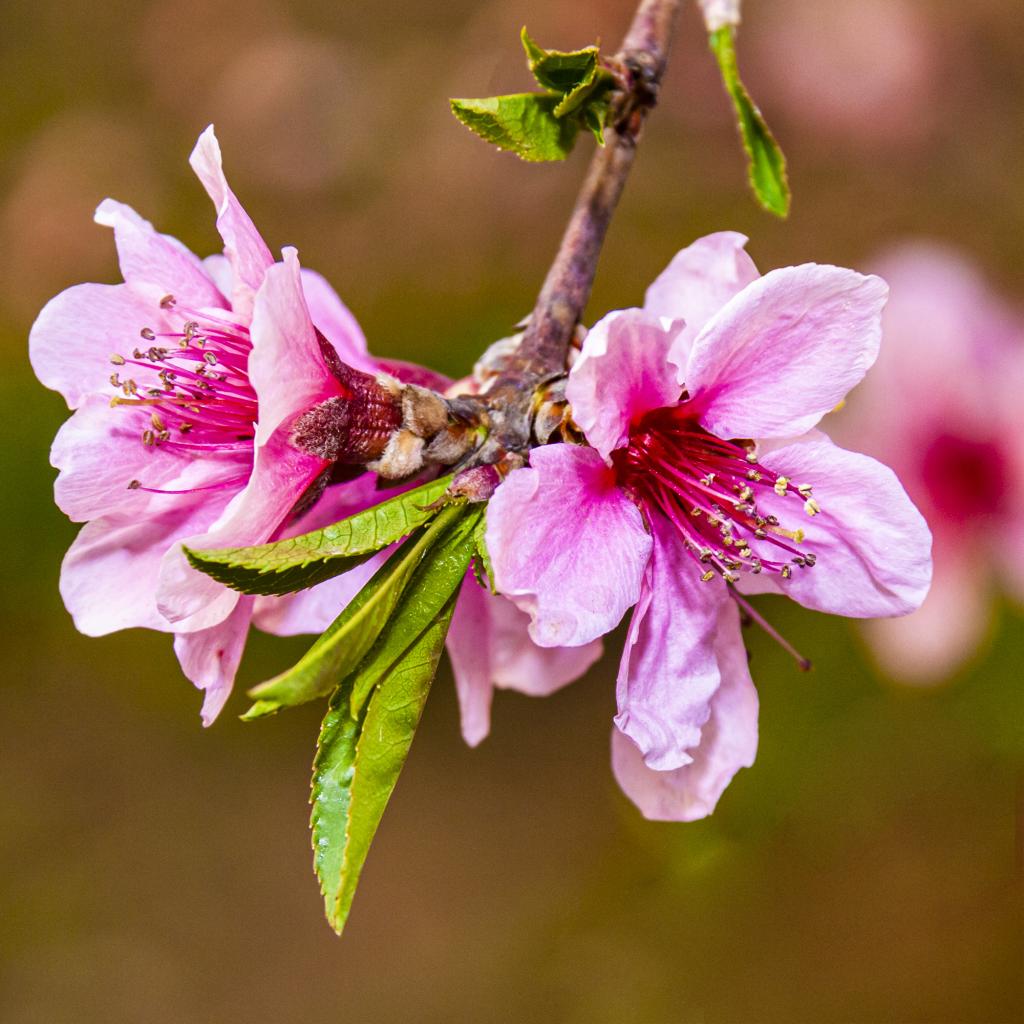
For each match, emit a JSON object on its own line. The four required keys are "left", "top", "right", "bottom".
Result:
{"left": 486, "top": 233, "right": 932, "bottom": 821}
{"left": 31, "top": 126, "right": 599, "bottom": 726}
{"left": 837, "top": 244, "right": 1024, "bottom": 682}
{"left": 750, "top": 0, "right": 939, "bottom": 148}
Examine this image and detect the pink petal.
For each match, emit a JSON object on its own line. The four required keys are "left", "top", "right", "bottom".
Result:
{"left": 51, "top": 396, "right": 245, "bottom": 522}
{"left": 611, "top": 599, "right": 758, "bottom": 821}
{"left": 250, "top": 249, "right": 339, "bottom": 447}
{"left": 299, "top": 267, "right": 374, "bottom": 374}
{"left": 447, "top": 579, "right": 603, "bottom": 747}
{"left": 685, "top": 264, "right": 889, "bottom": 440}
{"left": 565, "top": 309, "right": 686, "bottom": 460}
{"left": 94, "top": 199, "right": 224, "bottom": 309}
{"left": 614, "top": 521, "right": 728, "bottom": 771}
{"left": 174, "top": 596, "right": 255, "bottom": 725}
{"left": 755, "top": 431, "right": 932, "bottom": 617}
{"left": 863, "top": 532, "right": 989, "bottom": 684}
{"left": 486, "top": 444, "right": 652, "bottom": 647}
{"left": 188, "top": 126, "right": 273, "bottom": 319}
{"left": 157, "top": 429, "right": 325, "bottom": 630}
{"left": 59, "top": 492, "right": 232, "bottom": 637}
{"left": 446, "top": 579, "right": 496, "bottom": 747}
{"left": 30, "top": 282, "right": 166, "bottom": 409}
{"left": 644, "top": 231, "right": 760, "bottom": 363}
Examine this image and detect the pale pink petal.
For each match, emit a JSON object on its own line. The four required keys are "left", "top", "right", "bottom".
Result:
{"left": 188, "top": 126, "right": 273, "bottom": 318}
{"left": 202, "top": 254, "right": 234, "bottom": 298}
{"left": 174, "top": 596, "right": 255, "bottom": 725}
{"left": 94, "top": 199, "right": 224, "bottom": 309}
{"left": 447, "top": 579, "right": 496, "bottom": 747}
{"left": 756, "top": 431, "right": 932, "bottom": 617}
{"left": 51, "top": 396, "right": 246, "bottom": 522}
{"left": 565, "top": 309, "right": 686, "bottom": 460}
{"left": 644, "top": 232, "right": 760, "bottom": 361}
{"left": 59, "top": 492, "right": 232, "bottom": 637}
{"left": 299, "top": 267, "right": 374, "bottom": 373}
{"left": 863, "top": 532, "right": 990, "bottom": 684}
{"left": 447, "top": 579, "right": 603, "bottom": 747}
{"left": 615, "top": 521, "right": 728, "bottom": 771}
{"left": 686, "top": 265, "right": 889, "bottom": 440}
{"left": 611, "top": 599, "right": 758, "bottom": 821}
{"left": 157, "top": 430, "right": 325, "bottom": 629}
{"left": 250, "top": 249, "right": 339, "bottom": 447}
{"left": 30, "top": 283, "right": 166, "bottom": 408}
{"left": 486, "top": 443, "right": 652, "bottom": 647}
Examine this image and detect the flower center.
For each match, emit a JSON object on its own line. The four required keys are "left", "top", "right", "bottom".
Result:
{"left": 920, "top": 433, "right": 1008, "bottom": 523}
{"left": 612, "top": 402, "right": 820, "bottom": 585}
{"left": 109, "top": 295, "right": 257, "bottom": 494}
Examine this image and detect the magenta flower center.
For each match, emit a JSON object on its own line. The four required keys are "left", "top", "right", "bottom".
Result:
{"left": 920, "top": 433, "right": 1008, "bottom": 523}
{"left": 109, "top": 296, "right": 257, "bottom": 494}
{"left": 612, "top": 402, "right": 820, "bottom": 584}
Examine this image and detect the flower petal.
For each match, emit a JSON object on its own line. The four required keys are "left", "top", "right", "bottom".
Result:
{"left": 59, "top": 493, "right": 232, "bottom": 636}
{"left": 686, "top": 264, "right": 889, "bottom": 440}
{"left": 30, "top": 282, "right": 165, "bottom": 408}
{"left": 446, "top": 579, "right": 602, "bottom": 747}
{"left": 644, "top": 232, "right": 760, "bottom": 355}
{"left": 614, "top": 520, "right": 728, "bottom": 771}
{"left": 94, "top": 199, "right": 224, "bottom": 309}
{"left": 299, "top": 267, "right": 375, "bottom": 374}
{"left": 486, "top": 444, "right": 652, "bottom": 647}
{"left": 863, "top": 532, "right": 989, "bottom": 684}
{"left": 611, "top": 599, "right": 758, "bottom": 821}
{"left": 188, "top": 126, "right": 273, "bottom": 318}
{"left": 250, "top": 248, "right": 340, "bottom": 447}
{"left": 174, "top": 596, "right": 255, "bottom": 725}
{"left": 157, "top": 429, "right": 325, "bottom": 630}
{"left": 566, "top": 309, "right": 686, "bottom": 460}
{"left": 756, "top": 431, "right": 932, "bottom": 617}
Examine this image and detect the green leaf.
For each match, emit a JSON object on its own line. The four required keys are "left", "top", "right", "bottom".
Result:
{"left": 520, "top": 27, "right": 599, "bottom": 95}
{"left": 450, "top": 94, "right": 581, "bottom": 162}
{"left": 709, "top": 26, "right": 790, "bottom": 218}
{"left": 583, "top": 93, "right": 611, "bottom": 145}
{"left": 312, "top": 596, "right": 456, "bottom": 935}
{"left": 348, "top": 505, "right": 480, "bottom": 716}
{"left": 184, "top": 476, "right": 454, "bottom": 596}
{"left": 242, "top": 504, "right": 465, "bottom": 720}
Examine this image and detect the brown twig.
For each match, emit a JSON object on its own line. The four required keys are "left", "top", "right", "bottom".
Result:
{"left": 514, "top": 0, "right": 684, "bottom": 378}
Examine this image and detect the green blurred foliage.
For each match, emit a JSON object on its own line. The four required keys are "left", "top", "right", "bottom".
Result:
{"left": 1, "top": 0, "right": 1021, "bottom": 1021}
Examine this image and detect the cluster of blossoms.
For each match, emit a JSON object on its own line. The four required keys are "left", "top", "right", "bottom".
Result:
{"left": 33, "top": 130, "right": 932, "bottom": 822}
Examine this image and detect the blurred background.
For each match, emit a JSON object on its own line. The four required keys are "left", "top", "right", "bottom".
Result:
{"left": 2, "top": 0, "right": 1022, "bottom": 1020}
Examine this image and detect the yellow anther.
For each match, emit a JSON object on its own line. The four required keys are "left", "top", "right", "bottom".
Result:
{"left": 774, "top": 476, "right": 790, "bottom": 497}
{"left": 804, "top": 498, "right": 821, "bottom": 517}
{"left": 701, "top": 570, "right": 715, "bottom": 583}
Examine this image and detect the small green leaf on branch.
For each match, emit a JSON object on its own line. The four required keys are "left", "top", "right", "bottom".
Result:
{"left": 521, "top": 27, "right": 600, "bottom": 101}
{"left": 709, "top": 26, "right": 790, "bottom": 217}
{"left": 450, "top": 94, "right": 582, "bottom": 162}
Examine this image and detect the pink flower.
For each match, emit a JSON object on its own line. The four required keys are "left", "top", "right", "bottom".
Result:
{"left": 486, "top": 232, "right": 932, "bottom": 821}
{"left": 32, "top": 125, "right": 598, "bottom": 728}
{"left": 835, "top": 244, "right": 1024, "bottom": 682}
